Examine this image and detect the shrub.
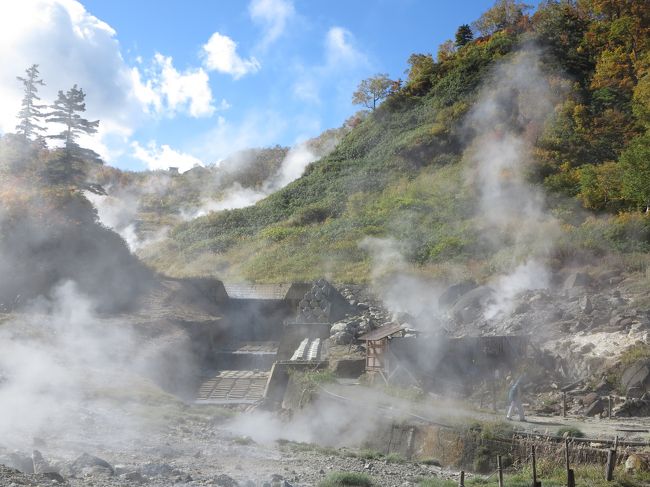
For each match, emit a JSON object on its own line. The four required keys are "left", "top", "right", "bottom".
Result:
{"left": 556, "top": 426, "right": 585, "bottom": 438}
{"left": 318, "top": 471, "right": 374, "bottom": 487}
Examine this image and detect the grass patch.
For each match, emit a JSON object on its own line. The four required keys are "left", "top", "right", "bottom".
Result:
{"left": 620, "top": 343, "right": 650, "bottom": 366}
{"left": 385, "top": 452, "right": 407, "bottom": 464}
{"left": 418, "top": 478, "right": 458, "bottom": 487}
{"left": 276, "top": 439, "right": 340, "bottom": 456}
{"left": 355, "top": 449, "right": 385, "bottom": 460}
{"left": 318, "top": 471, "right": 374, "bottom": 486}
{"left": 231, "top": 436, "right": 255, "bottom": 445}
{"left": 556, "top": 426, "right": 585, "bottom": 438}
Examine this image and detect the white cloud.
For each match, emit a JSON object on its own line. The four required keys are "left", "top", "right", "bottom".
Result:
{"left": 0, "top": 0, "right": 222, "bottom": 165}
{"left": 325, "top": 27, "right": 365, "bottom": 65}
{"left": 0, "top": 0, "right": 139, "bottom": 154}
{"left": 202, "top": 32, "right": 260, "bottom": 79}
{"left": 131, "top": 53, "right": 215, "bottom": 118}
{"left": 248, "top": 0, "right": 294, "bottom": 48}
{"left": 291, "top": 26, "right": 369, "bottom": 104}
{"left": 131, "top": 141, "right": 204, "bottom": 172}
{"left": 196, "top": 112, "right": 287, "bottom": 164}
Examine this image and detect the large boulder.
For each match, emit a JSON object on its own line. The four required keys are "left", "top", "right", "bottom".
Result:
{"left": 585, "top": 398, "right": 604, "bottom": 417}
{"left": 331, "top": 358, "right": 366, "bottom": 378}
{"left": 0, "top": 452, "right": 33, "bottom": 473}
{"left": 621, "top": 360, "right": 650, "bottom": 396}
{"left": 69, "top": 453, "right": 113, "bottom": 476}
{"left": 451, "top": 286, "right": 495, "bottom": 324}
{"left": 564, "top": 272, "right": 594, "bottom": 290}
{"left": 438, "top": 281, "right": 477, "bottom": 309}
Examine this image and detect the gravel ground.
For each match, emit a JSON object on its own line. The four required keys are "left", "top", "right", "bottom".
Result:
{"left": 0, "top": 401, "right": 462, "bottom": 487}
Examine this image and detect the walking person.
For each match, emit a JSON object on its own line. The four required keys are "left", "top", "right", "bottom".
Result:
{"left": 506, "top": 375, "right": 526, "bottom": 421}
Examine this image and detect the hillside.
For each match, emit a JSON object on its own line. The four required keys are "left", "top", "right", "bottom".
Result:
{"left": 141, "top": 1, "right": 650, "bottom": 284}
{"left": 0, "top": 138, "right": 153, "bottom": 312}
{"left": 85, "top": 127, "right": 347, "bottom": 251}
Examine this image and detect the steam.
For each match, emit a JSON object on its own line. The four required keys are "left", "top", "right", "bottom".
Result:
{"left": 189, "top": 141, "right": 323, "bottom": 218}
{"left": 0, "top": 281, "right": 192, "bottom": 450}
{"left": 90, "top": 135, "right": 343, "bottom": 241}
{"left": 85, "top": 191, "right": 169, "bottom": 251}
{"left": 360, "top": 237, "right": 444, "bottom": 332}
{"left": 465, "top": 48, "right": 560, "bottom": 319}
{"left": 361, "top": 48, "right": 563, "bottom": 329}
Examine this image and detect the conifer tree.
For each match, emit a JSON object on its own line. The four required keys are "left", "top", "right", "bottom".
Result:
{"left": 46, "top": 84, "right": 104, "bottom": 192}
{"left": 455, "top": 24, "right": 474, "bottom": 47}
{"left": 47, "top": 85, "right": 99, "bottom": 154}
{"left": 16, "top": 64, "right": 46, "bottom": 141}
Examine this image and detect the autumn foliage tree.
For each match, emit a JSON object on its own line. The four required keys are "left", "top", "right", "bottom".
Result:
{"left": 352, "top": 74, "right": 393, "bottom": 111}
{"left": 472, "top": 0, "right": 532, "bottom": 36}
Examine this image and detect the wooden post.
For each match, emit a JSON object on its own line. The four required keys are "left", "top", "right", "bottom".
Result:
{"left": 565, "top": 439, "right": 575, "bottom": 487}
{"left": 605, "top": 448, "right": 616, "bottom": 481}
{"left": 565, "top": 438, "right": 570, "bottom": 473}
{"left": 497, "top": 455, "right": 504, "bottom": 487}
{"left": 567, "top": 469, "right": 575, "bottom": 487}
{"left": 562, "top": 392, "right": 567, "bottom": 418}
{"left": 459, "top": 470, "right": 465, "bottom": 487}
{"left": 608, "top": 396, "right": 612, "bottom": 419}
{"left": 532, "top": 445, "right": 541, "bottom": 487}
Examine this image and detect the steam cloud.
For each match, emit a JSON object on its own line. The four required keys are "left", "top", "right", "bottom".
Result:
{"left": 465, "top": 48, "right": 560, "bottom": 319}
{"left": 0, "top": 281, "right": 194, "bottom": 451}
{"left": 362, "top": 47, "right": 563, "bottom": 327}
{"left": 91, "top": 135, "right": 343, "bottom": 246}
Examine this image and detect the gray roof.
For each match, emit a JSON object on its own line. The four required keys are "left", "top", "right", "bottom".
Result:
{"left": 223, "top": 283, "right": 293, "bottom": 300}
{"left": 358, "top": 323, "right": 406, "bottom": 341}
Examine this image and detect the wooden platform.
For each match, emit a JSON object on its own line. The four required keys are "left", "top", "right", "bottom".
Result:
{"left": 196, "top": 370, "right": 270, "bottom": 404}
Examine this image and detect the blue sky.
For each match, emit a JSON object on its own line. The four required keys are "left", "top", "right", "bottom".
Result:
{"left": 1, "top": 0, "right": 497, "bottom": 171}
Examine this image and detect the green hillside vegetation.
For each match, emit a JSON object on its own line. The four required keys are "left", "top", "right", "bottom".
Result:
{"left": 144, "top": 0, "right": 650, "bottom": 283}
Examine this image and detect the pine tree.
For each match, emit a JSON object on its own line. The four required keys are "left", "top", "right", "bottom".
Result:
{"left": 455, "top": 24, "right": 474, "bottom": 47}
{"left": 16, "top": 64, "right": 46, "bottom": 141}
{"left": 46, "top": 84, "right": 104, "bottom": 191}
{"left": 47, "top": 85, "right": 99, "bottom": 152}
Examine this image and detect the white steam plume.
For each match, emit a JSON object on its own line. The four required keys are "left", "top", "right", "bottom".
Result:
{"left": 0, "top": 281, "right": 193, "bottom": 450}
{"left": 464, "top": 48, "right": 561, "bottom": 319}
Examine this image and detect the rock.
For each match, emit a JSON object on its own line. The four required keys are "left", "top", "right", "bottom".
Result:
{"left": 615, "top": 398, "right": 650, "bottom": 417}
{"left": 329, "top": 322, "right": 348, "bottom": 334}
{"left": 451, "top": 286, "right": 495, "bottom": 324}
{"left": 625, "top": 453, "right": 650, "bottom": 473}
{"left": 621, "top": 361, "right": 650, "bottom": 395}
{"left": 332, "top": 331, "right": 353, "bottom": 345}
{"left": 0, "top": 452, "right": 34, "bottom": 473}
{"left": 580, "top": 343, "right": 595, "bottom": 354}
{"left": 215, "top": 474, "right": 239, "bottom": 486}
{"left": 42, "top": 472, "right": 65, "bottom": 483}
{"left": 331, "top": 358, "right": 365, "bottom": 378}
{"left": 564, "top": 272, "right": 594, "bottom": 289}
{"left": 32, "top": 450, "right": 56, "bottom": 474}
{"left": 582, "top": 392, "right": 599, "bottom": 406}
{"left": 71, "top": 453, "right": 113, "bottom": 475}
{"left": 513, "top": 302, "right": 530, "bottom": 314}
{"left": 580, "top": 296, "right": 593, "bottom": 314}
{"left": 585, "top": 398, "right": 604, "bottom": 416}
{"left": 140, "top": 463, "right": 175, "bottom": 477}
{"left": 438, "top": 281, "right": 477, "bottom": 309}
{"left": 122, "top": 471, "right": 147, "bottom": 483}
{"left": 628, "top": 386, "right": 644, "bottom": 399}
